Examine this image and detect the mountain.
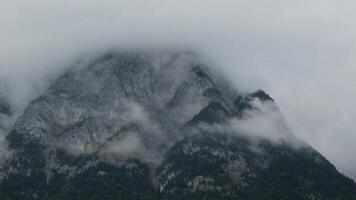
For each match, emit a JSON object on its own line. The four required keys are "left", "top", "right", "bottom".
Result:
{"left": 0, "top": 83, "right": 12, "bottom": 159}
{"left": 0, "top": 51, "right": 355, "bottom": 200}
{"left": 0, "top": 83, "right": 11, "bottom": 122}
{"left": 0, "top": 99, "right": 11, "bottom": 134}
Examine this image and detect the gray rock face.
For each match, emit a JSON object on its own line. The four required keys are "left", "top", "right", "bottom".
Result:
{"left": 0, "top": 102, "right": 10, "bottom": 117}
{"left": 0, "top": 51, "right": 312, "bottom": 173}
{"left": 7, "top": 52, "right": 239, "bottom": 167}
{"left": 0, "top": 82, "right": 11, "bottom": 123}
{"left": 0, "top": 101, "right": 11, "bottom": 134}
{"left": 0, "top": 83, "right": 12, "bottom": 168}
{"left": 0, "top": 81, "right": 10, "bottom": 111}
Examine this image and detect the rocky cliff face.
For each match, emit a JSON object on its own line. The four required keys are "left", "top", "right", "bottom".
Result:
{"left": 0, "top": 83, "right": 12, "bottom": 163}
{"left": 0, "top": 51, "right": 355, "bottom": 200}
{"left": 0, "top": 83, "right": 11, "bottom": 129}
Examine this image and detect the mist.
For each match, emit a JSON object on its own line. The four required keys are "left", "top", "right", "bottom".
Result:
{"left": 1, "top": 0, "right": 356, "bottom": 180}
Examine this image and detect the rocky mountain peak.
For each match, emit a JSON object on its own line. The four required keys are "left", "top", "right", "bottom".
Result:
{"left": 0, "top": 51, "right": 355, "bottom": 200}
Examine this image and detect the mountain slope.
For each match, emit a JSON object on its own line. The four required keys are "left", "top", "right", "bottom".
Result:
{"left": 0, "top": 51, "right": 355, "bottom": 200}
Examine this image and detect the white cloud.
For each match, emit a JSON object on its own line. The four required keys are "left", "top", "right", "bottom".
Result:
{"left": 228, "top": 99, "right": 298, "bottom": 145}
{"left": 105, "top": 133, "right": 142, "bottom": 155}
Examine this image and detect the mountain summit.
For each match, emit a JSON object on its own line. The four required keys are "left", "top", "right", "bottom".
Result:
{"left": 0, "top": 51, "right": 355, "bottom": 199}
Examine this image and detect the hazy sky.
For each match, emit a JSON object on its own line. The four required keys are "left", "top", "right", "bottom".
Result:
{"left": 1, "top": 0, "right": 356, "bottom": 180}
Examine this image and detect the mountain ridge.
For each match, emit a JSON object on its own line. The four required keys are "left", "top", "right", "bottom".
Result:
{"left": 0, "top": 51, "right": 355, "bottom": 199}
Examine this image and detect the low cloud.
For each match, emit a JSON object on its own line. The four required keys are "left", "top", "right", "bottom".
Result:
{"left": 104, "top": 134, "right": 142, "bottom": 156}
{"left": 228, "top": 99, "right": 299, "bottom": 145}
{"left": 124, "top": 101, "right": 163, "bottom": 137}
{"left": 190, "top": 97, "right": 302, "bottom": 148}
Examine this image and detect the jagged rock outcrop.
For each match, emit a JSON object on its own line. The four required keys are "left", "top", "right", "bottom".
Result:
{"left": 0, "top": 51, "right": 355, "bottom": 200}
{"left": 0, "top": 83, "right": 11, "bottom": 117}
{"left": 0, "top": 83, "right": 12, "bottom": 155}
{"left": 0, "top": 83, "right": 11, "bottom": 130}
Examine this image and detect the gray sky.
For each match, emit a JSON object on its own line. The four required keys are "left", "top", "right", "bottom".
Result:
{"left": 1, "top": 0, "right": 356, "bottom": 180}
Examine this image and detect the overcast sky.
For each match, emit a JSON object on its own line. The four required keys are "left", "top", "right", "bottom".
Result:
{"left": 1, "top": 0, "right": 356, "bottom": 180}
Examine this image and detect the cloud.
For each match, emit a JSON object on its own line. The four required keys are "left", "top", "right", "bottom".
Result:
{"left": 124, "top": 101, "right": 163, "bottom": 136}
{"left": 189, "top": 97, "right": 303, "bottom": 148}
{"left": 104, "top": 133, "right": 142, "bottom": 156}
{"left": 228, "top": 99, "right": 299, "bottom": 145}
{"left": 1, "top": 0, "right": 356, "bottom": 180}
